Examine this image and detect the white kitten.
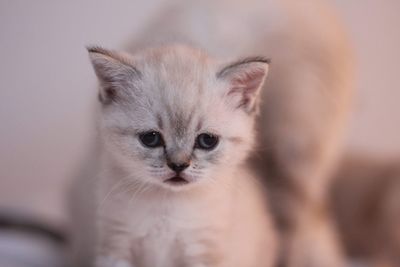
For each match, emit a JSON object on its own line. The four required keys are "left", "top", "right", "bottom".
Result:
{"left": 70, "top": 45, "right": 276, "bottom": 267}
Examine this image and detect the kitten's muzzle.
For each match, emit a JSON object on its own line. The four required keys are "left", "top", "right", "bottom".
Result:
{"left": 164, "top": 161, "right": 191, "bottom": 186}
{"left": 162, "top": 160, "right": 191, "bottom": 186}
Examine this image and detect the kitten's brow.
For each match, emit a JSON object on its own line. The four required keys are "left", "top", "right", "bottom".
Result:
{"left": 186, "top": 106, "right": 196, "bottom": 128}
{"left": 196, "top": 118, "right": 203, "bottom": 132}
{"left": 157, "top": 114, "right": 163, "bottom": 129}
{"left": 227, "top": 136, "right": 244, "bottom": 144}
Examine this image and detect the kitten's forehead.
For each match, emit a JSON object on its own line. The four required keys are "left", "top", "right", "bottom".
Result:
{"left": 138, "top": 45, "right": 214, "bottom": 94}
{"left": 139, "top": 45, "right": 212, "bottom": 71}
{"left": 134, "top": 46, "right": 222, "bottom": 129}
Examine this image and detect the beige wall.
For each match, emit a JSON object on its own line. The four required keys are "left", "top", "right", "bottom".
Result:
{"left": 0, "top": 0, "right": 399, "bottom": 223}
{"left": 334, "top": 0, "right": 400, "bottom": 157}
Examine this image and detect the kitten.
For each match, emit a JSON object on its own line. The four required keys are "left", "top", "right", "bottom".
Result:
{"left": 70, "top": 45, "right": 277, "bottom": 267}
{"left": 125, "top": 0, "right": 354, "bottom": 266}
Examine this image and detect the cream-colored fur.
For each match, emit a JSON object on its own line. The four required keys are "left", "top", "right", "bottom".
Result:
{"left": 70, "top": 0, "right": 353, "bottom": 266}
{"left": 126, "top": 0, "right": 353, "bottom": 266}
{"left": 70, "top": 45, "right": 276, "bottom": 267}
{"left": 96, "top": 166, "right": 275, "bottom": 267}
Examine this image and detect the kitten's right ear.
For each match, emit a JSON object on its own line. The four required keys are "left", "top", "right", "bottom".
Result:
{"left": 87, "top": 46, "right": 140, "bottom": 104}
{"left": 217, "top": 56, "right": 269, "bottom": 114}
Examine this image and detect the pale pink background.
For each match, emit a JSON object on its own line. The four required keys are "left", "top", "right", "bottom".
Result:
{"left": 0, "top": 0, "right": 399, "bottom": 223}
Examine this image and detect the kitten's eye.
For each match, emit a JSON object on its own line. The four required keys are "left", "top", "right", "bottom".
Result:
{"left": 196, "top": 133, "right": 219, "bottom": 150}
{"left": 139, "top": 131, "right": 164, "bottom": 148}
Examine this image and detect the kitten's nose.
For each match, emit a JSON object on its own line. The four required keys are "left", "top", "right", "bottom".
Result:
{"left": 167, "top": 162, "right": 190, "bottom": 173}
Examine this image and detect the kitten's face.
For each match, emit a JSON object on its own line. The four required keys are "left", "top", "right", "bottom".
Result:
{"left": 89, "top": 46, "right": 268, "bottom": 191}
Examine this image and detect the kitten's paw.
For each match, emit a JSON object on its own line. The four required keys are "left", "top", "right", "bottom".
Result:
{"left": 95, "top": 255, "right": 134, "bottom": 267}
{"left": 280, "top": 219, "right": 344, "bottom": 267}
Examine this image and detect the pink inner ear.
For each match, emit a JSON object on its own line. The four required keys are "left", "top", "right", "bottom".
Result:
{"left": 227, "top": 68, "right": 266, "bottom": 109}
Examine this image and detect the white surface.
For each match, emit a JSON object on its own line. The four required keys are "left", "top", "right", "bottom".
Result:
{"left": 0, "top": 230, "right": 65, "bottom": 267}
{"left": 0, "top": 0, "right": 399, "bottom": 222}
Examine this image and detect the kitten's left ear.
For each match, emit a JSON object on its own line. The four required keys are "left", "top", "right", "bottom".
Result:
{"left": 87, "top": 46, "right": 140, "bottom": 104}
{"left": 217, "top": 57, "right": 270, "bottom": 114}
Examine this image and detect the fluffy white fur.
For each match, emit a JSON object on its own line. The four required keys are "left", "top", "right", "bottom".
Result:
{"left": 70, "top": 45, "right": 276, "bottom": 267}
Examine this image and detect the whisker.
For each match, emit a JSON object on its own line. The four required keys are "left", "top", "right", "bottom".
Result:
{"left": 128, "top": 180, "right": 150, "bottom": 204}
{"left": 97, "top": 174, "right": 136, "bottom": 210}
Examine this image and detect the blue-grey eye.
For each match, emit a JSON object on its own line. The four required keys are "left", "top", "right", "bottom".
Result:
{"left": 139, "top": 131, "right": 164, "bottom": 148}
{"left": 196, "top": 133, "right": 219, "bottom": 150}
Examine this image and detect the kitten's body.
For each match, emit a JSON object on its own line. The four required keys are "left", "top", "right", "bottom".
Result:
{"left": 70, "top": 1, "right": 353, "bottom": 267}
{"left": 70, "top": 46, "right": 276, "bottom": 267}
{"left": 96, "top": 164, "right": 275, "bottom": 267}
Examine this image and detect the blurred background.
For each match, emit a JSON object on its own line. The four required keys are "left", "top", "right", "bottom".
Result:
{"left": 0, "top": 0, "right": 399, "bottom": 228}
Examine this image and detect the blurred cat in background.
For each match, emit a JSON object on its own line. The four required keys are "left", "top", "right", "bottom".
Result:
{"left": 70, "top": 0, "right": 353, "bottom": 266}
{"left": 128, "top": 0, "right": 353, "bottom": 266}
{"left": 331, "top": 155, "right": 400, "bottom": 267}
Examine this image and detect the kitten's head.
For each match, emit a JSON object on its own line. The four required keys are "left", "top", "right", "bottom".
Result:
{"left": 88, "top": 45, "right": 269, "bottom": 191}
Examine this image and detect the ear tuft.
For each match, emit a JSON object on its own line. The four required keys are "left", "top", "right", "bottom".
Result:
{"left": 218, "top": 57, "right": 270, "bottom": 114}
{"left": 86, "top": 46, "right": 140, "bottom": 104}
{"left": 87, "top": 45, "right": 112, "bottom": 55}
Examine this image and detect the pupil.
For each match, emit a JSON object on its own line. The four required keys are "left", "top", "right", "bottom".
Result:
{"left": 203, "top": 135, "right": 214, "bottom": 145}
{"left": 145, "top": 133, "right": 156, "bottom": 143}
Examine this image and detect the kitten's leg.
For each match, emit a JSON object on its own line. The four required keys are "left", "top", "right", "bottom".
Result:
{"left": 258, "top": 84, "right": 349, "bottom": 266}
{"left": 95, "top": 214, "right": 135, "bottom": 267}
{"left": 257, "top": 32, "right": 353, "bottom": 267}
{"left": 279, "top": 205, "right": 344, "bottom": 267}
{"left": 178, "top": 230, "right": 227, "bottom": 267}
{"left": 258, "top": 103, "right": 347, "bottom": 267}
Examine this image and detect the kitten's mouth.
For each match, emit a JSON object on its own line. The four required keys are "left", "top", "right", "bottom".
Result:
{"left": 164, "top": 176, "right": 189, "bottom": 186}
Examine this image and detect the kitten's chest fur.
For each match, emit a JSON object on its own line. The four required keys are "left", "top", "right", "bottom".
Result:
{"left": 100, "top": 185, "right": 232, "bottom": 267}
